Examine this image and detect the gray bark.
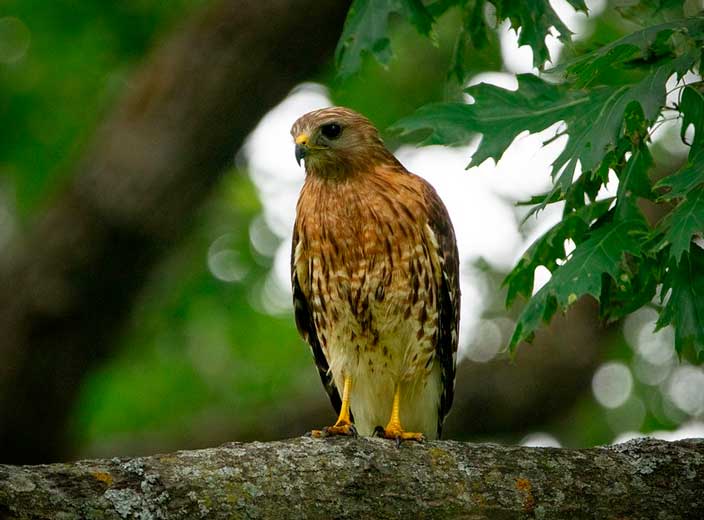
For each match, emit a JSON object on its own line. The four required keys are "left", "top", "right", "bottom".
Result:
{"left": 1, "top": 437, "right": 702, "bottom": 519}
{"left": 0, "top": 0, "right": 350, "bottom": 464}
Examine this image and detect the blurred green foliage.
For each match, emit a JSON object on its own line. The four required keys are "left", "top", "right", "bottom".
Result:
{"left": 1, "top": 0, "right": 206, "bottom": 216}
{"left": 71, "top": 173, "right": 315, "bottom": 450}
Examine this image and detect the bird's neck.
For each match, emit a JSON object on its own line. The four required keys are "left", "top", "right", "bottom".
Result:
{"left": 304, "top": 149, "right": 403, "bottom": 181}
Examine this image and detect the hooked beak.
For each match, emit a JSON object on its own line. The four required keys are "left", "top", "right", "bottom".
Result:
{"left": 295, "top": 143, "right": 307, "bottom": 166}
{"left": 294, "top": 133, "right": 309, "bottom": 166}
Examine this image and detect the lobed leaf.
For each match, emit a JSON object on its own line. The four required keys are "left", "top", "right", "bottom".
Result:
{"left": 657, "top": 85, "right": 704, "bottom": 200}
{"left": 614, "top": 0, "right": 687, "bottom": 26}
{"left": 550, "top": 17, "right": 704, "bottom": 87}
{"left": 660, "top": 187, "right": 704, "bottom": 264}
{"left": 658, "top": 148, "right": 704, "bottom": 201}
{"left": 509, "top": 216, "right": 647, "bottom": 349}
{"left": 492, "top": 0, "right": 587, "bottom": 68}
{"left": 504, "top": 198, "right": 614, "bottom": 307}
{"left": 336, "top": 0, "right": 590, "bottom": 79}
{"left": 393, "top": 62, "right": 677, "bottom": 180}
{"left": 335, "top": 0, "right": 436, "bottom": 79}
{"left": 656, "top": 246, "right": 704, "bottom": 358}
{"left": 614, "top": 139, "right": 654, "bottom": 220}
{"left": 447, "top": 0, "right": 494, "bottom": 85}
{"left": 678, "top": 84, "right": 704, "bottom": 150}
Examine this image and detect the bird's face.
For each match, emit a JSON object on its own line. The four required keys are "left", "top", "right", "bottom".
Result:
{"left": 291, "top": 107, "right": 383, "bottom": 175}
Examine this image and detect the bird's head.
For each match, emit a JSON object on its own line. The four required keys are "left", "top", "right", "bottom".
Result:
{"left": 291, "top": 106, "right": 392, "bottom": 177}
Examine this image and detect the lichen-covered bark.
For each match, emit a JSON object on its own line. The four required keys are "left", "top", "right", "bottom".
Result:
{"left": 1, "top": 437, "right": 702, "bottom": 519}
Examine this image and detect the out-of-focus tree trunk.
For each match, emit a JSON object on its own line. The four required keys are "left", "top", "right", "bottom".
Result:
{"left": 0, "top": 0, "right": 351, "bottom": 464}
{"left": 1, "top": 437, "right": 703, "bottom": 519}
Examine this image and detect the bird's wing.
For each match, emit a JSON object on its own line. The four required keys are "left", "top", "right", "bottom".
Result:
{"left": 423, "top": 183, "right": 461, "bottom": 438}
{"left": 290, "top": 227, "right": 343, "bottom": 415}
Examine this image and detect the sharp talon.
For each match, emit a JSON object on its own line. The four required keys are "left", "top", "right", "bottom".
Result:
{"left": 379, "top": 424, "right": 424, "bottom": 444}
{"left": 373, "top": 426, "right": 385, "bottom": 438}
{"left": 395, "top": 437, "right": 402, "bottom": 449}
{"left": 304, "top": 431, "right": 312, "bottom": 438}
{"left": 310, "top": 422, "right": 356, "bottom": 439}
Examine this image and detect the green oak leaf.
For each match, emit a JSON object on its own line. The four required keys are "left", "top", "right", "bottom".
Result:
{"left": 677, "top": 84, "right": 704, "bottom": 150}
{"left": 448, "top": 0, "right": 493, "bottom": 84}
{"left": 657, "top": 85, "right": 704, "bottom": 200}
{"left": 615, "top": 139, "right": 654, "bottom": 220}
{"left": 335, "top": 0, "right": 588, "bottom": 78}
{"left": 656, "top": 247, "right": 704, "bottom": 358}
{"left": 614, "top": 0, "right": 686, "bottom": 26}
{"left": 658, "top": 148, "right": 704, "bottom": 200}
{"left": 504, "top": 198, "right": 614, "bottom": 306}
{"left": 509, "top": 216, "right": 646, "bottom": 349}
{"left": 335, "top": 0, "right": 435, "bottom": 79}
{"left": 393, "top": 62, "right": 677, "bottom": 181}
{"left": 551, "top": 17, "right": 704, "bottom": 87}
{"left": 660, "top": 187, "right": 704, "bottom": 263}
{"left": 492, "top": 0, "right": 587, "bottom": 68}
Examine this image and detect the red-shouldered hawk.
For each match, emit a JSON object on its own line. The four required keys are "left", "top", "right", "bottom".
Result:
{"left": 290, "top": 107, "right": 460, "bottom": 442}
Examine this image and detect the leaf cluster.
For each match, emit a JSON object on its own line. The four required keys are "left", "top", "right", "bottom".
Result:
{"left": 337, "top": 1, "right": 704, "bottom": 359}
{"left": 335, "top": 0, "right": 586, "bottom": 81}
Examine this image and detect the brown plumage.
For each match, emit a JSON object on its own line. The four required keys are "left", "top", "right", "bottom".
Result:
{"left": 290, "top": 106, "right": 460, "bottom": 441}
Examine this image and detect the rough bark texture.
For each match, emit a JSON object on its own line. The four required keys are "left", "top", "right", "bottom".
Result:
{"left": 1, "top": 437, "right": 702, "bottom": 519}
{"left": 0, "top": 0, "right": 350, "bottom": 464}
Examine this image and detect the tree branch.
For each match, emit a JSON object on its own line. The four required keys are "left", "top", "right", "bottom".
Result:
{"left": 0, "top": 437, "right": 702, "bottom": 519}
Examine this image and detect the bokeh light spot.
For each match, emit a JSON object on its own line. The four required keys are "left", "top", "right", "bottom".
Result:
{"left": 668, "top": 366, "right": 704, "bottom": 416}
{"left": 637, "top": 324, "right": 674, "bottom": 365}
{"left": 249, "top": 215, "right": 280, "bottom": 258}
{"left": 208, "top": 234, "right": 249, "bottom": 283}
{"left": 633, "top": 356, "right": 672, "bottom": 386}
{"left": 592, "top": 362, "right": 633, "bottom": 409}
{"left": 465, "top": 319, "right": 502, "bottom": 363}
{"left": 520, "top": 432, "right": 561, "bottom": 448}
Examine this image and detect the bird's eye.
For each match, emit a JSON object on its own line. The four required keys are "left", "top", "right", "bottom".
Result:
{"left": 320, "top": 123, "right": 342, "bottom": 140}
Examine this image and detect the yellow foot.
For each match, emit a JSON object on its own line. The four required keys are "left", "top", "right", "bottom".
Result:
{"left": 310, "top": 421, "right": 357, "bottom": 438}
{"left": 373, "top": 425, "right": 425, "bottom": 447}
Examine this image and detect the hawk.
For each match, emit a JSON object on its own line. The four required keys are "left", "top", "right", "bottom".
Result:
{"left": 290, "top": 107, "right": 460, "bottom": 442}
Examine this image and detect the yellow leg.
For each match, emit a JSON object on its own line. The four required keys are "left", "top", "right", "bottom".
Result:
{"left": 311, "top": 376, "right": 357, "bottom": 438}
{"left": 376, "top": 384, "right": 424, "bottom": 444}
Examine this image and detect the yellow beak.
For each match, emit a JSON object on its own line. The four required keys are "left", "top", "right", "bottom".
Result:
{"left": 294, "top": 133, "right": 309, "bottom": 165}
